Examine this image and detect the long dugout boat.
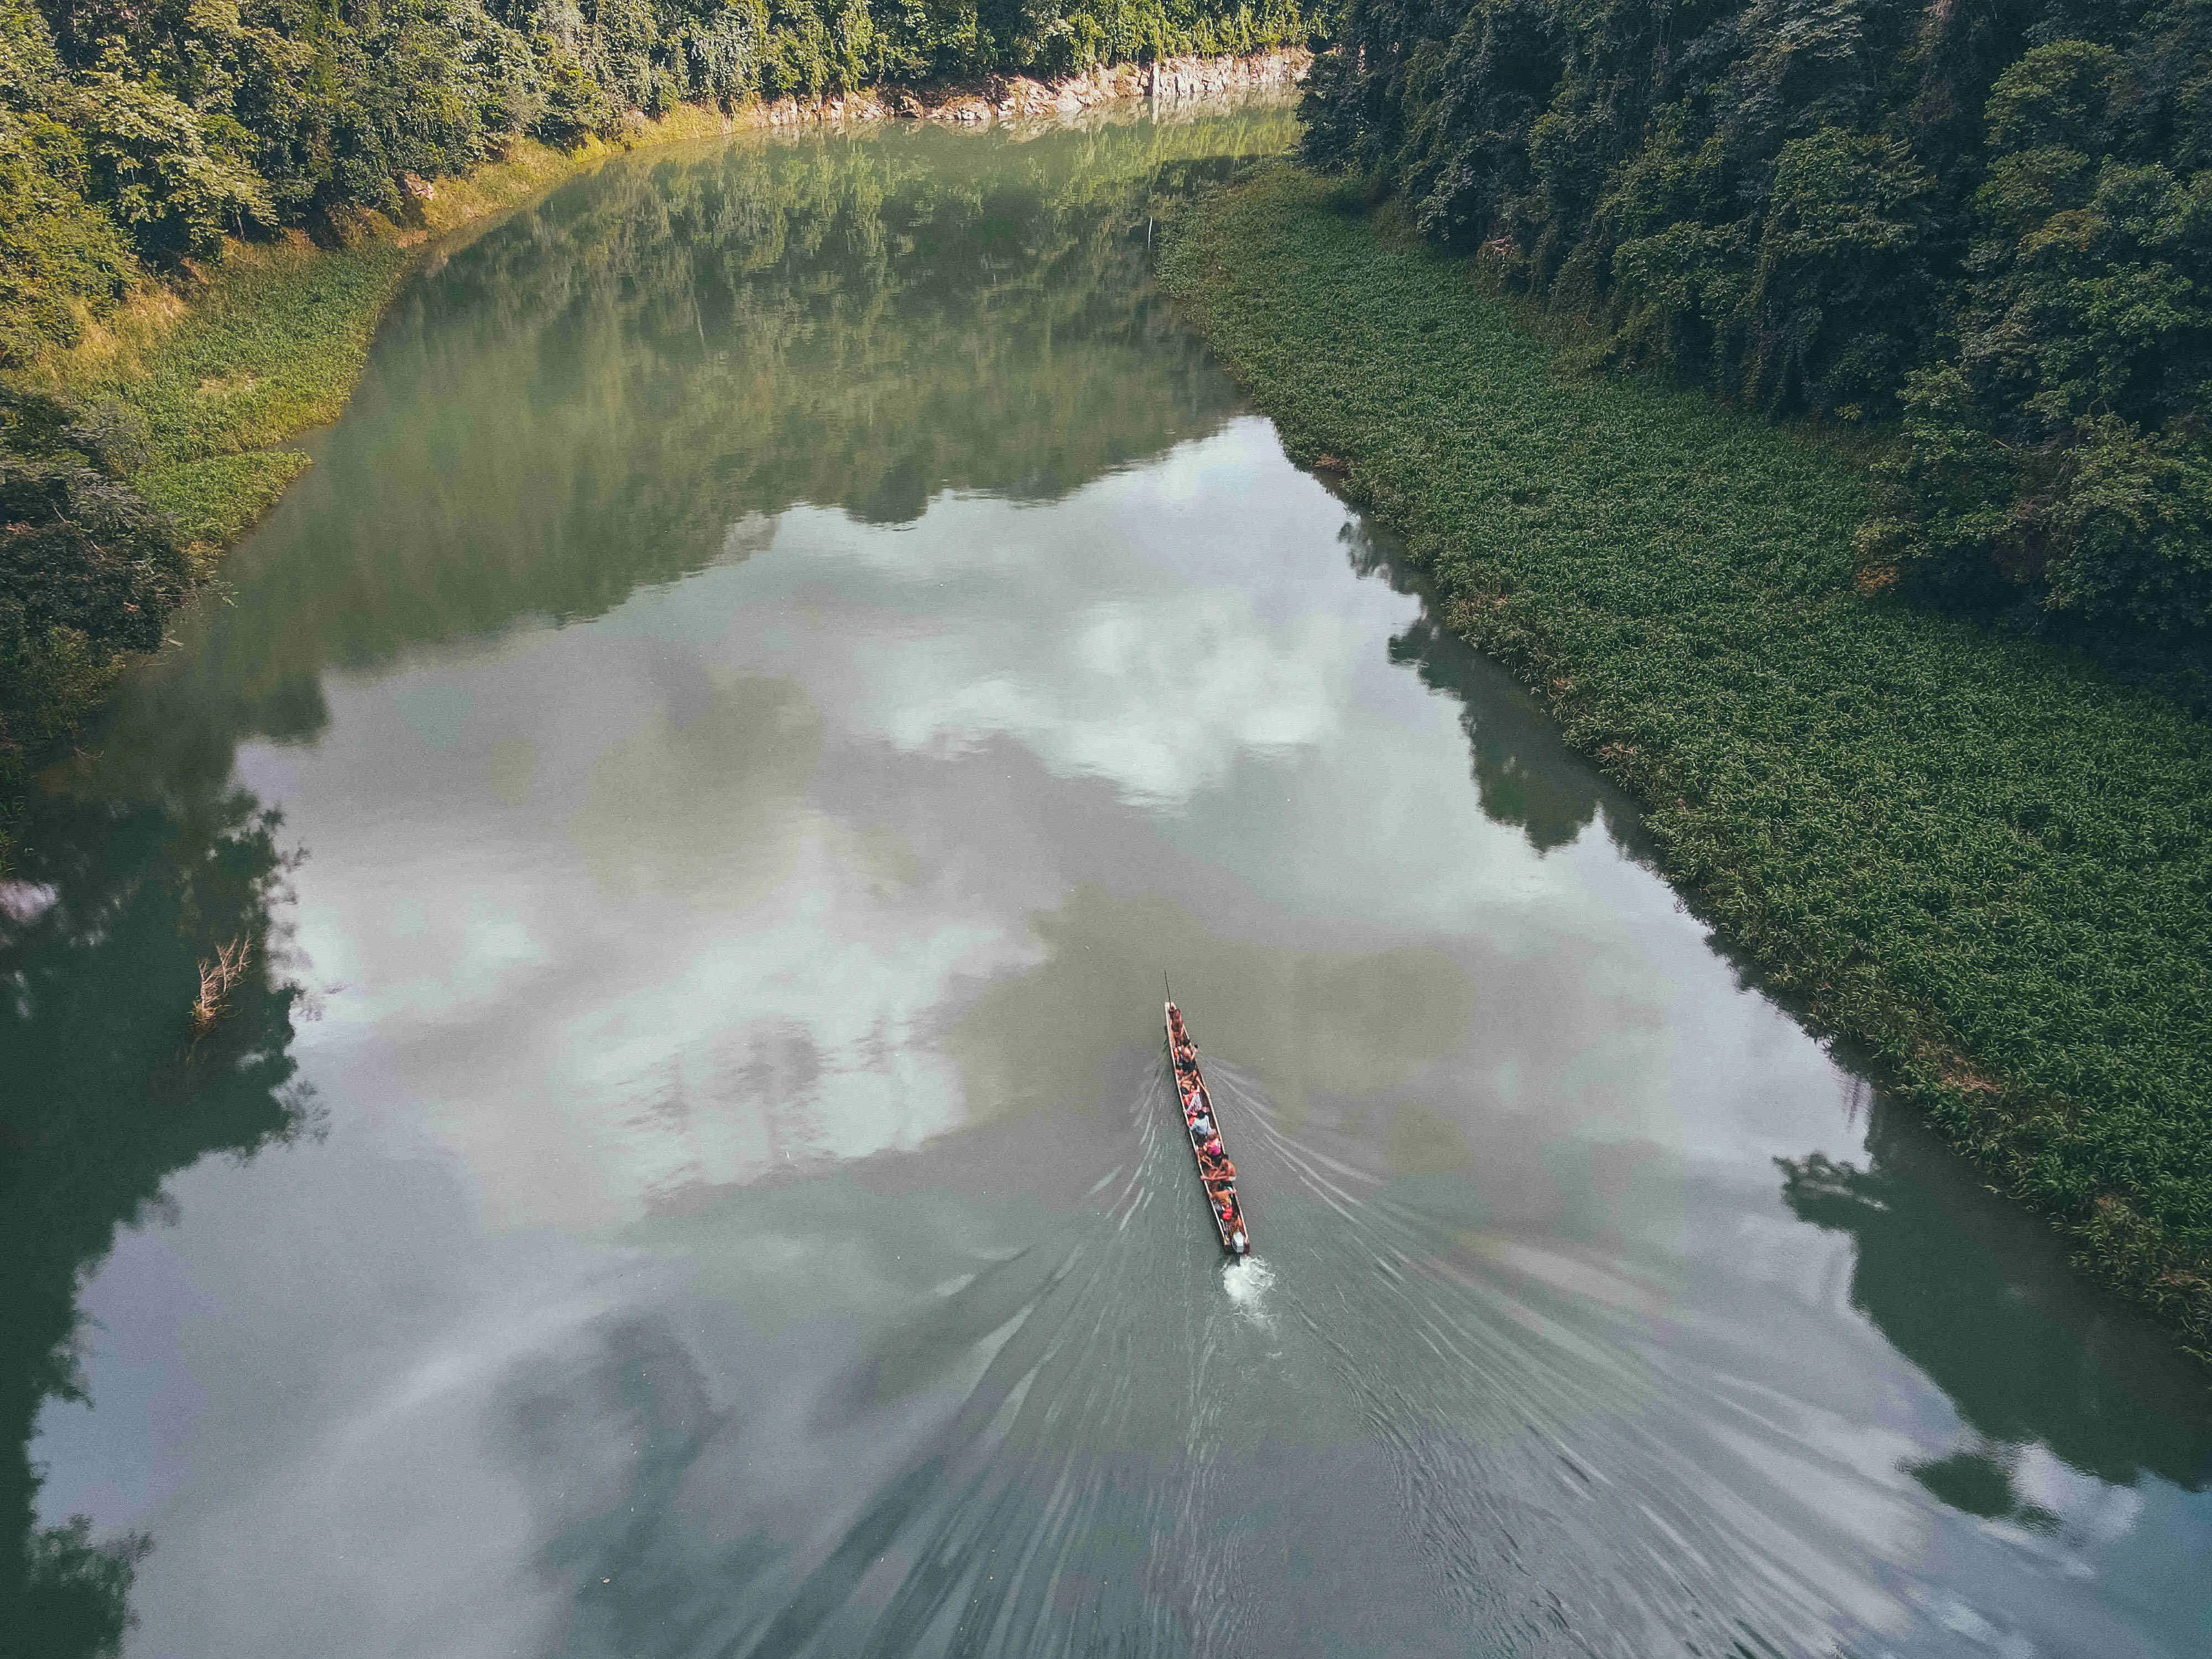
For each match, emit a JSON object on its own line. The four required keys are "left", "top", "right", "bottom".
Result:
{"left": 1164, "top": 1001, "right": 1249, "bottom": 1255}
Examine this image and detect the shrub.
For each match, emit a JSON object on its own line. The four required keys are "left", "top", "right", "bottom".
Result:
{"left": 76, "top": 70, "right": 274, "bottom": 262}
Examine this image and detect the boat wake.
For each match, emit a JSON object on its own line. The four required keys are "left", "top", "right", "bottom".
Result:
{"left": 1219, "top": 1254, "right": 1275, "bottom": 1332}
{"left": 494, "top": 1049, "right": 2025, "bottom": 1659}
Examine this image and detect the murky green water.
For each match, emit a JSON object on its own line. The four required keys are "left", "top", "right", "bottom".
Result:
{"left": 8, "top": 106, "right": 2211, "bottom": 1658}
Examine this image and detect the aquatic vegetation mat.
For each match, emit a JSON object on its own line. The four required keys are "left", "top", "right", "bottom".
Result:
{"left": 1161, "top": 168, "right": 2212, "bottom": 1350}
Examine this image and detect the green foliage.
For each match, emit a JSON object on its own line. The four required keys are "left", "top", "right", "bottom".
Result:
{"left": 75, "top": 69, "right": 275, "bottom": 263}
{"left": 61, "top": 239, "right": 414, "bottom": 466}
{"left": 0, "top": 228, "right": 404, "bottom": 863}
{"left": 0, "top": 0, "right": 1308, "bottom": 366}
{"left": 1297, "top": 0, "right": 2212, "bottom": 671}
{"left": 1162, "top": 169, "right": 2212, "bottom": 1346}
{"left": 0, "top": 5, "right": 136, "bottom": 367}
{"left": 0, "top": 123, "right": 137, "bottom": 369}
{"left": 133, "top": 448, "right": 314, "bottom": 549}
{"left": 0, "top": 388, "right": 189, "bottom": 803}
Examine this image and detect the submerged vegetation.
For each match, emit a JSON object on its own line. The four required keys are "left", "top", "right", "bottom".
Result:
{"left": 1161, "top": 167, "right": 2212, "bottom": 1351}
{"left": 1298, "top": 0, "right": 2212, "bottom": 697}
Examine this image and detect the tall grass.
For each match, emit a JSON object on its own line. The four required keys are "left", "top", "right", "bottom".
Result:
{"left": 29, "top": 119, "right": 725, "bottom": 552}
{"left": 1163, "top": 168, "right": 2212, "bottom": 1355}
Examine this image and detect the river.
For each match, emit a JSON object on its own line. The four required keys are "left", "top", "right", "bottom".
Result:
{"left": 8, "top": 103, "right": 2211, "bottom": 1659}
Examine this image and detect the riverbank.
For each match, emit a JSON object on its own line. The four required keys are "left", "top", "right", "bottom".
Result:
{"left": 0, "top": 55, "right": 1306, "bottom": 869}
{"left": 1161, "top": 168, "right": 2212, "bottom": 1357}
{"left": 29, "top": 52, "right": 1303, "bottom": 552}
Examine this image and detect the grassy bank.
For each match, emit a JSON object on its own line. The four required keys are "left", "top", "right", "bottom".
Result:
{"left": 24, "top": 109, "right": 735, "bottom": 550}
{"left": 1161, "top": 168, "right": 2212, "bottom": 1355}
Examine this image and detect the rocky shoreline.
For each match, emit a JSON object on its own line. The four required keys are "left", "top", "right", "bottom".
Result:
{"left": 753, "top": 49, "right": 1312, "bottom": 128}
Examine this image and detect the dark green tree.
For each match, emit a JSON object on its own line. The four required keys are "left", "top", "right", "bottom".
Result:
{"left": 1297, "top": 0, "right": 2212, "bottom": 680}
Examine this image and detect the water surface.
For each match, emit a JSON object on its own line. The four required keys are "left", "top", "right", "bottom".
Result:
{"left": 10, "top": 106, "right": 2212, "bottom": 1658}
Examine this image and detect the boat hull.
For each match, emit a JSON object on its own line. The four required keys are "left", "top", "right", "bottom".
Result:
{"left": 1164, "top": 1001, "right": 1248, "bottom": 1254}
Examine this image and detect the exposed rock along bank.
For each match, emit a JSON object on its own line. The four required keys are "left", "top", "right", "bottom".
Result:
{"left": 750, "top": 49, "right": 1312, "bottom": 127}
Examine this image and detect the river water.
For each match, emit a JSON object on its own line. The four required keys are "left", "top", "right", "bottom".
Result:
{"left": 9, "top": 105, "right": 2212, "bottom": 1658}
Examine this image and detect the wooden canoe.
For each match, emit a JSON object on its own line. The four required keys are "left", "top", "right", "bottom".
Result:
{"left": 1164, "top": 1001, "right": 1248, "bottom": 1254}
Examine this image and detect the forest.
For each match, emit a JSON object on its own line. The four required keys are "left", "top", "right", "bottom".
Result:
{"left": 1298, "top": 0, "right": 2211, "bottom": 695}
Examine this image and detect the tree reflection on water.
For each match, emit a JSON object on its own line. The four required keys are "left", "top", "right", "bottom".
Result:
{"left": 94, "top": 109, "right": 1289, "bottom": 786}
{"left": 1780, "top": 1101, "right": 2212, "bottom": 1520}
{"left": 0, "top": 782, "right": 308, "bottom": 1655}
{"left": 1347, "top": 489, "right": 2212, "bottom": 1540}
{"left": 1, "top": 106, "right": 1292, "bottom": 1655}
{"left": 1345, "top": 515, "right": 1644, "bottom": 860}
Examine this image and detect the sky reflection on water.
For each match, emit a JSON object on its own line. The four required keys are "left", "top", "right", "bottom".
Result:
{"left": 11, "top": 108, "right": 2212, "bottom": 1659}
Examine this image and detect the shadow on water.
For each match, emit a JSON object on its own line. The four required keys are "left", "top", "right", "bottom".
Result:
{"left": 0, "top": 780, "right": 309, "bottom": 1655}
{"left": 1781, "top": 1094, "right": 2212, "bottom": 1513}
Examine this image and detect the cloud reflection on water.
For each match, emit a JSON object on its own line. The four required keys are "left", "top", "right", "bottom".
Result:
{"left": 14, "top": 106, "right": 2212, "bottom": 1659}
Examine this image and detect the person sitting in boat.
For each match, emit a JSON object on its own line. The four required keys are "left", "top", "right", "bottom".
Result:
{"left": 1201, "top": 1134, "right": 1223, "bottom": 1157}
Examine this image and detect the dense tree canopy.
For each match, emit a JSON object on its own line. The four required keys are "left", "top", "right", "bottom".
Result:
{"left": 1300, "top": 0, "right": 2212, "bottom": 680}
{"left": 0, "top": 385, "right": 190, "bottom": 826}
